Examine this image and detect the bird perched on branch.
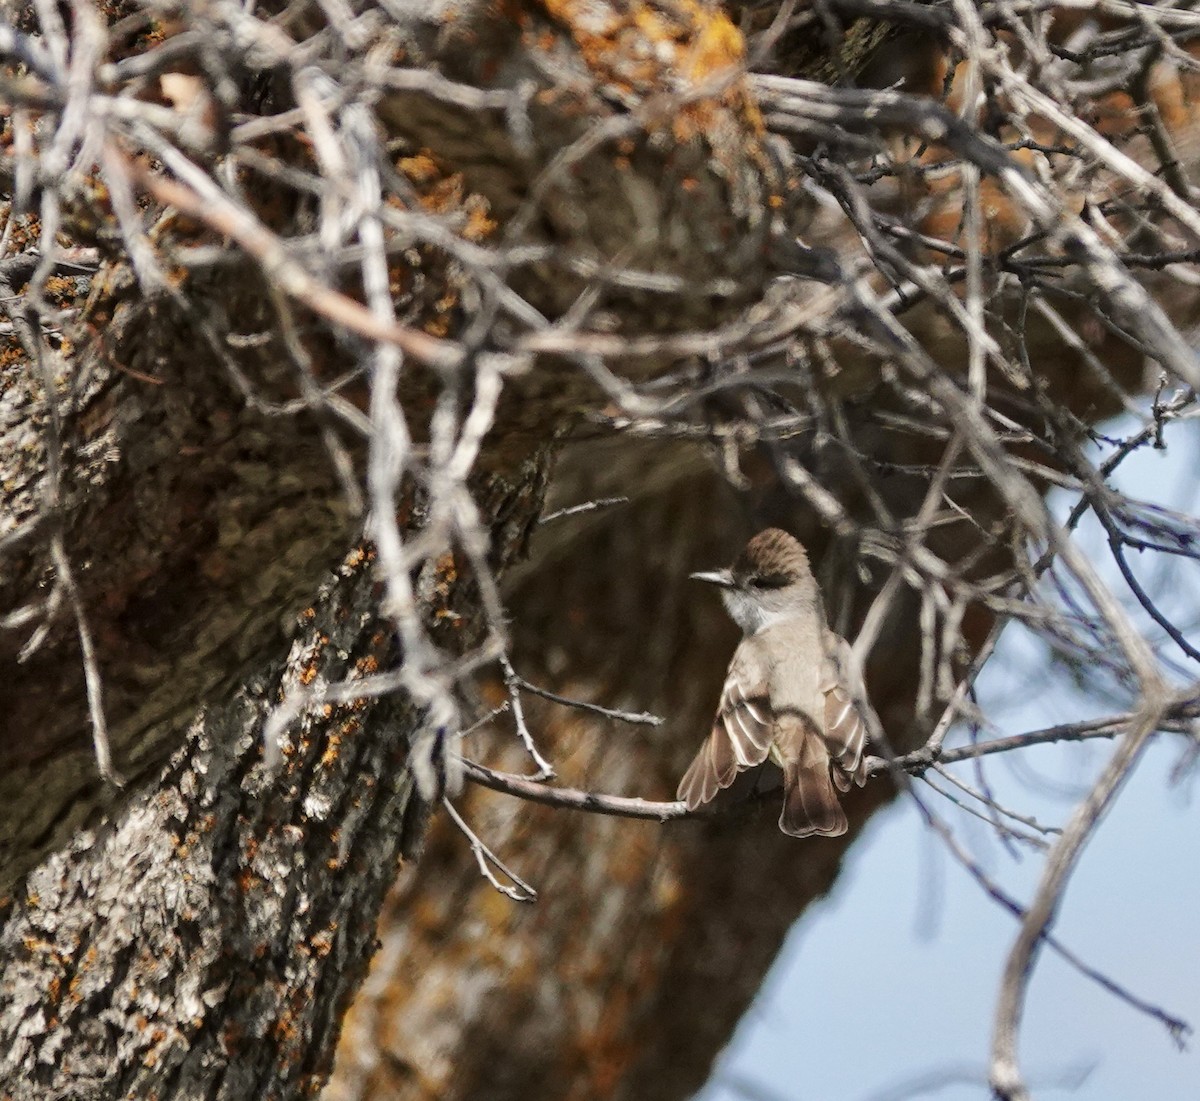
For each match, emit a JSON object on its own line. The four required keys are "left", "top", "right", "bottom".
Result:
{"left": 678, "top": 528, "right": 872, "bottom": 837}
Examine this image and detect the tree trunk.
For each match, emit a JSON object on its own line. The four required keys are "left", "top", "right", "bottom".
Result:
{"left": 0, "top": 1, "right": 791, "bottom": 1096}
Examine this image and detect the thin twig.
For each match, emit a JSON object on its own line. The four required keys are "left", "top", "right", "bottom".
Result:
{"left": 509, "top": 669, "right": 664, "bottom": 728}
{"left": 49, "top": 535, "right": 123, "bottom": 786}
{"left": 460, "top": 758, "right": 690, "bottom": 822}
{"left": 990, "top": 698, "right": 1172, "bottom": 1100}
{"left": 500, "top": 657, "right": 556, "bottom": 779}
{"left": 442, "top": 797, "right": 537, "bottom": 903}
{"left": 539, "top": 497, "right": 630, "bottom": 524}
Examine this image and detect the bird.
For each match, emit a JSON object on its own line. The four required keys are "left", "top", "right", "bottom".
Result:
{"left": 677, "top": 528, "right": 872, "bottom": 837}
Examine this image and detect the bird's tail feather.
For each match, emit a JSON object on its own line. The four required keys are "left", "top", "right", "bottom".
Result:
{"left": 779, "top": 729, "right": 847, "bottom": 837}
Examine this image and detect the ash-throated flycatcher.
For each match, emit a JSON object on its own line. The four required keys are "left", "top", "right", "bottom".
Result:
{"left": 678, "top": 528, "right": 871, "bottom": 837}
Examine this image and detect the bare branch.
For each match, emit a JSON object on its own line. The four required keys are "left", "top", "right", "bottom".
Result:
{"left": 460, "top": 758, "right": 690, "bottom": 823}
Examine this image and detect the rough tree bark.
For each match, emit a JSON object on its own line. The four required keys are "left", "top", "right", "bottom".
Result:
{"left": 0, "top": 1, "right": 801, "bottom": 1097}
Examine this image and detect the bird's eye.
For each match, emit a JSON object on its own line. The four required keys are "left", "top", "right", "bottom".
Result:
{"left": 750, "top": 573, "right": 789, "bottom": 589}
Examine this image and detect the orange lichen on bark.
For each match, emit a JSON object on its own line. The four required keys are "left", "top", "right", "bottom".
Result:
{"left": 309, "top": 927, "right": 335, "bottom": 958}
{"left": 432, "top": 551, "right": 459, "bottom": 593}
{"left": 535, "top": 0, "right": 760, "bottom": 140}
{"left": 395, "top": 153, "right": 497, "bottom": 243}
{"left": 319, "top": 732, "right": 342, "bottom": 768}
{"left": 898, "top": 36, "right": 1200, "bottom": 262}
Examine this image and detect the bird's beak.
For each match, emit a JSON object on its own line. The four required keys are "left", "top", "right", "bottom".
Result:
{"left": 689, "top": 568, "right": 735, "bottom": 588}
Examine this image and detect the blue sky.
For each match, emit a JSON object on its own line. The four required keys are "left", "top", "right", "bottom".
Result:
{"left": 699, "top": 414, "right": 1200, "bottom": 1101}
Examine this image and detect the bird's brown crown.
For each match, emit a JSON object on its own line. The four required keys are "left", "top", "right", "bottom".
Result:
{"left": 732, "top": 528, "right": 812, "bottom": 586}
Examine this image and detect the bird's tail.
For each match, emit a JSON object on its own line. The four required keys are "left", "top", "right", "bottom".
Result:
{"left": 779, "top": 728, "right": 847, "bottom": 838}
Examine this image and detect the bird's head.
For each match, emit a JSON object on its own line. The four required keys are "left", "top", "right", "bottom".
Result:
{"left": 691, "top": 528, "right": 818, "bottom": 634}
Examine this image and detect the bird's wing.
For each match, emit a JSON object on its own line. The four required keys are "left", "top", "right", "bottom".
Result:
{"left": 822, "top": 633, "right": 870, "bottom": 793}
{"left": 677, "top": 646, "right": 773, "bottom": 810}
